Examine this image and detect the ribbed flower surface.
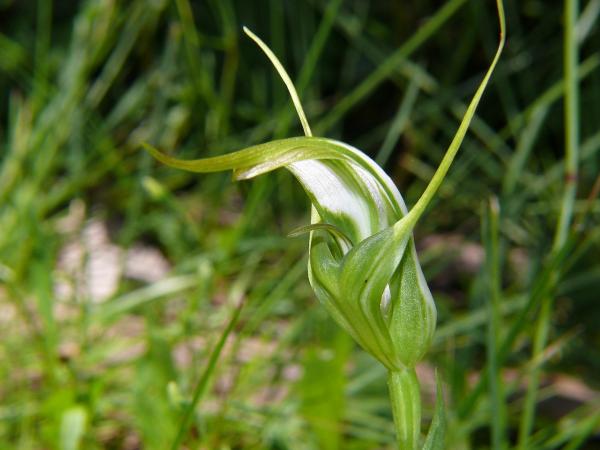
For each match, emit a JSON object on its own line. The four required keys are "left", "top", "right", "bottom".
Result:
{"left": 288, "top": 144, "right": 436, "bottom": 371}
{"left": 146, "top": 136, "right": 437, "bottom": 371}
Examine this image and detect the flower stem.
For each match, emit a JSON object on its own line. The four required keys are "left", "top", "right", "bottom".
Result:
{"left": 518, "top": 1, "right": 580, "bottom": 447}
{"left": 388, "top": 368, "right": 421, "bottom": 450}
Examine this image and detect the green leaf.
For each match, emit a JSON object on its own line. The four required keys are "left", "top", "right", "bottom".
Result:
{"left": 422, "top": 372, "right": 446, "bottom": 450}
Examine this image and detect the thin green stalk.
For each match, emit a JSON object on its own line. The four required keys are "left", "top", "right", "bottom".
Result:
{"left": 175, "top": 0, "right": 217, "bottom": 107}
{"left": 376, "top": 79, "right": 420, "bottom": 166}
{"left": 388, "top": 368, "right": 421, "bottom": 450}
{"left": 403, "top": 0, "right": 505, "bottom": 228}
{"left": 458, "top": 238, "right": 572, "bottom": 418}
{"left": 562, "top": 410, "right": 600, "bottom": 450}
{"left": 275, "top": 0, "right": 343, "bottom": 138}
{"left": 483, "top": 198, "right": 506, "bottom": 450}
{"left": 315, "top": 0, "right": 468, "bottom": 134}
{"left": 170, "top": 300, "right": 244, "bottom": 450}
{"left": 33, "top": 0, "right": 52, "bottom": 112}
{"left": 517, "top": 296, "right": 553, "bottom": 449}
{"left": 244, "top": 27, "right": 312, "bottom": 137}
{"left": 518, "top": 0, "right": 580, "bottom": 447}
{"left": 554, "top": 0, "right": 581, "bottom": 251}
{"left": 502, "top": 106, "right": 549, "bottom": 197}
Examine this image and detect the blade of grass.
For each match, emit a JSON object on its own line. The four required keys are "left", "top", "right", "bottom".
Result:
{"left": 175, "top": 0, "right": 217, "bottom": 108}
{"left": 554, "top": 0, "right": 581, "bottom": 252}
{"left": 315, "top": 0, "right": 468, "bottom": 134}
{"left": 214, "top": 0, "right": 239, "bottom": 137}
{"left": 422, "top": 371, "right": 446, "bottom": 450}
{"left": 93, "top": 275, "right": 198, "bottom": 321}
{"left": 376, "top": 78, "right": 420, "bottom": 166}
{"left": 170, "top": 288, "right": 247, "bottom": 449}
{"left": 562, "top": 409, "right": 600, "bottom": 450}
{"left": 87, "top": 2, "right": 160, "bottom": 107}
{"left": 518, "top": 0, "right": 580, "bottom": 446}
{"left": 404, "top": 0, "right": 505, "bottom": 227}
{"left": 483, "top": 197, "right": 506, "bottom": 450}
{"left": 498, "top": 55, "right": 597, "bottom": 141}
{"left": 576, "top": 0, "right": 600, "bottom": 44}
{"left": 274, "top": 0, "right": 343, "bottom": 138}
{"left": 502, "top": 106, "right": 549, "bottom": 196}
{"left": 33, "top": 0, "right": 52, "bottom": 113}
{"left": 326, "top": 3, "right": 436, "bottom": 93}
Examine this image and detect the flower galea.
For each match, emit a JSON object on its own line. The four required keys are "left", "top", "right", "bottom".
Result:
{"left": 148, "top": 132, "right": 436, "bottom": 369}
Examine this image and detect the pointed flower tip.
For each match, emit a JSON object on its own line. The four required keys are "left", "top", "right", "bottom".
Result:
{"left": 142, "top": 142, "right": 165, "bottom": 162}
{"left": 142, "top": 142, "right": 183, "bottom": 170}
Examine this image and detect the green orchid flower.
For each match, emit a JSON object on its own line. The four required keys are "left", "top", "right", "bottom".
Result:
{"left": 148, "top": 132, "right": 433, "bottom": 369}
{"left": 145, "top": 2, "right": 505, "bottom": 448}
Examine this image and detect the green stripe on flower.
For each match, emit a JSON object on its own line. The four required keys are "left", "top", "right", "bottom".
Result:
{"left": 145, "top": 134, "right": 431, "bottom": 370}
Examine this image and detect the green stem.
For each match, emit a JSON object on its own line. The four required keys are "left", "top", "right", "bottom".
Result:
{"left": 553, "top": 0, "right": 580, "bottom": 251}
{"left": 484, "top": 198, "right": 506, "bottom": 450}
{"left": 388, "top": 368, "right": 421, "bottom": 450}
{"left": 517, "top": 292, "right": 554, "bottom": 449}
{"left": 518, "top": 1, "right": 579, "bottom": 447}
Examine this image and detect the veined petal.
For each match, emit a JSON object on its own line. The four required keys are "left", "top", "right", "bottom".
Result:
{"left": 145, "top": 135, "right": 431, "bottom": 370}
{"left": 145, "top": 136, "right": 407, "bottom": 242}
{"left": 387, "top": 242, "right": 436, "bottom": 367}
{"left": 307, "top": 217, "right": 399, "bottom": 369}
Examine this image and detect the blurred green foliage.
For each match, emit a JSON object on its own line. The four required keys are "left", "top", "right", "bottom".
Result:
{"left": 0, "top": 0, "right": 599, "bottom": 449}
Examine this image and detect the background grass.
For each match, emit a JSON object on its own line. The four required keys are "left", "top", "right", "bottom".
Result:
{"left": 0, "top": 0, "right": 599, "bottom": 449}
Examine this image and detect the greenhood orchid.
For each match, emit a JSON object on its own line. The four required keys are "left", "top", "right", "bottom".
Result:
{"left": 145, "top": 2, "right": 505, "bottom": 447}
